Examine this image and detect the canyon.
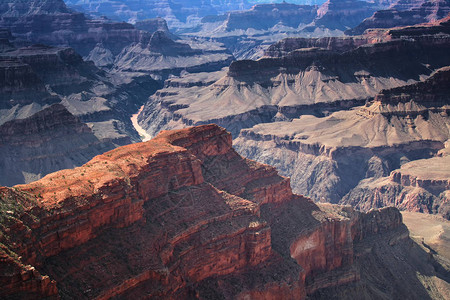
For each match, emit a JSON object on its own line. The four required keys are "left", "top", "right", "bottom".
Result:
{"left": 0, "top": 0, "right": 234, "bottom": 186}
{"left": 0, "top": 0, "right": 449, "bottom": 298}
{"left": 0, "top": 39, "right": 159, "bottom": 185}
{"left": 0, "top": 0, "right": 234, "bottom": 73}
{"left": 61, "top": 0, "right": 395, "bottom": 60}
{"left": 234, "top": 65, "right": 450, "bottom": 218}
{"left": 138, "top": 22, "right": 450, "bottom": 138}
{"left": 183, "top": 0, "right": 390, "bottom": 59}
{"left": 133, "top": 19, "right": 450, "bottom": 222}
{"left": 1, "top": 125, "right": 448, "bottom": 299}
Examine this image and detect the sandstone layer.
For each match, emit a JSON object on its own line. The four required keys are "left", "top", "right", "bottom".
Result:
{"left": 138, "top": 30, "right": 450, "bottom": 138}
{"left": 347, "top": 0, "right": 450, "bottom": 35}
{"left": 0, "top": 38, "right": 160, "bottom": 185}
{"left": 1, "top": 125, "right": 446, "bottom": 299}
{"left": 0, "top": 0, "right": 234, "bottom": 75}
{"left": 182, "top": 0, "right": 388, "bottom": 60}
{"left": 0, "top": 104, "right": 116, "bottom": 186}
{"left": 234, "top": 66, "right": 450, "bottom": 219}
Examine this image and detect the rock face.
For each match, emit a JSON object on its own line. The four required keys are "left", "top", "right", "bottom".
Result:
{"left": 0, "top": 40, "right": 160, "bottom": 185}
{"left": 134, "top": 17, "right": 171, "bottom": 34}
{"left": 112, "top": 31, "right": 234, "bottom": 79}
{"left": 138, "top": 29, "right": 450, "bottom": 138}
{"left": 234, "top": 66, "right": 450, "bottom": 218}
{"left": 340, "top": 67, "right": 450, "bottom": 218}
{"left": 64, "top": 0, "right": 251, "bottom": 27}
{"left": 184, "top": 0, "right": 388, "bottom": 60}
{"left": 264, "top": 35, "right": 376, "bottom": 58}
{"left": 0, "top": 0, "right": 232, "bottom": 75}
{"left": 387, "top": 13, "right": 450, "bottom": 36}
{"left": 0, "top": 104, "right": 116, "bottom": 186}
{"left": 347, "top": 0, "right": 450, "bottom": 35}
{"left": 0, "top": 0, "right": 144, "bottom": 58}
{"left": 0, "top": 124, "right": 447, "bottom": 299}
{"left": 315, "top": 0, "right": 380, "bottom": 30}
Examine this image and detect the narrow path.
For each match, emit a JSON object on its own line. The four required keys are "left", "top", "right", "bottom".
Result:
{"left": 131, "top": 105, "right": 152, "bottom": 142}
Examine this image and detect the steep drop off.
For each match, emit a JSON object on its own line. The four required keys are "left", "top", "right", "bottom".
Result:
{"left": 347, "top": 0, "right": 450, "bottom": 35}
{"left": 1, "top": 125, "right": 447, "bottom": 299}
{"left": 234, "top": 66, "right": 450, "bottom": 219}
{"left": 138, "top": 28, "right": 450, "bottom": 138}
{"left": 0, "top": 104, "right": 115, "bottom": 186}
{"left": 0, "top": 38, "right": 159, "bottom": 185}
{"left": 0, "top": 0, "right": 234, "bottom": 74}
{"left": 183, "top": 0, "right": 389, "bottom": 60}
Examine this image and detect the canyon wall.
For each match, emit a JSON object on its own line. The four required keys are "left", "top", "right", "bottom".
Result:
{"left": 347, "top": 0, "right": 450, "bottom": 35}
{"left": 234, "top": 66, "right": 450, "bottom": 219}
{"left": 1, "top": 125, "right": 444, "bottom": 299}
{"left": 0, "top": 41, "right": 160, "bottom": 186}
{"left": 139, "top": 29, "right": 450, "bottom": 138}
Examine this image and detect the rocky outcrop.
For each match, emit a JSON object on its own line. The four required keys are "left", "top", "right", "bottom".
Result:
{"left": 0, "top": 104, "right": 116, "bottom": 186}
{"left": 146, "top": 31, "right": 200, "bottom": 56}
{"left": 0, "top": 45, "right": 100, "bottom": 96}
{"left": 347, "top": 0, "right": 450, "bottom": 35}
{"left": 0, "top": 245, "right": 58, "bottom": 299}
{"left": 264, "top": 36, "right": 375, "bottom": 58}
{"left": 223, "top": 3, "right": 318, "bottom": 31}
{"left": 1, "top": 124, "right": 444, "bottom": 299}
{"left": 0, "top": 58, "right": 59, "bottom": 109}
{"left": 387, "top": 13, "right": 450, "bottom": 36}
{"left": 0, "top": 41, "right": 161, "bottom": 185}
{"left": 342, "top": 147, "right": 450, "bottom": 219}
{"left": 135, "top": 17, "right": 170, "bottom": 34}
{"left": 113, "top": 34, "right": 234, "bottom": 79}
{"left": 315, "top": 0, "right": 380, "bottom": 30}
{"left": 375, "top": 65, "right": 450, "bottom": 104}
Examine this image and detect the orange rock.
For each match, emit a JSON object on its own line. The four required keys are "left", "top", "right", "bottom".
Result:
{"left": 0, "top": 124, "right": 405, "bottom": 299}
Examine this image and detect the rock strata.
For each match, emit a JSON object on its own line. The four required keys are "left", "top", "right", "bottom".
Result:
{"left": 234, "top": 66, "right": 450, "bottom": 218}
{"left": 0, "top": 41, "right": 160, "bottom": 185}
{"left": 0, "top": 104, "right": 116, "bottom": 186}
{"left": 1, "top": 124, "right": 444, "bottom": 299}
{"left": 347, "top": 0, "right": 450, "bottom": 35}
{"left": 64, "top": 0, "right": 251, "bottom": 28}
{"left": 0, "top": 0, "right": 232, "bottom": 75}
{"left": 183, "top": 0, "right": 389, "bottom": 60}
{"left": 139, "top": 31, "right": 450, "bottom": 138}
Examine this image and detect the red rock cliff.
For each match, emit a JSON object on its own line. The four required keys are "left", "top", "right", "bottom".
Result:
{"left": 0, "top": 124, "right": 406, "bottom": 299}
